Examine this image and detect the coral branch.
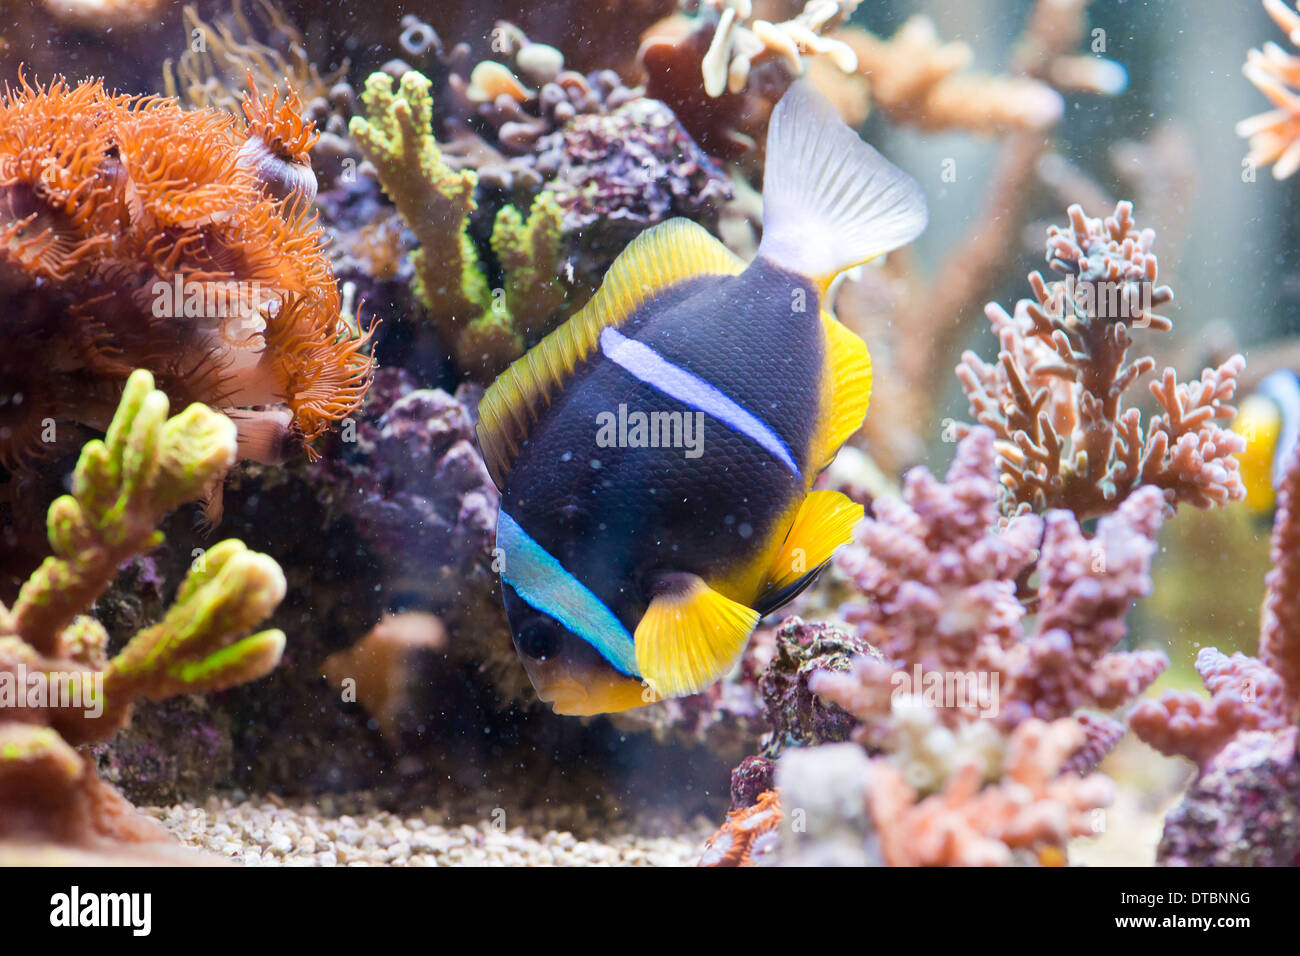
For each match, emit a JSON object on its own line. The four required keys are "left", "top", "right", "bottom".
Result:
{"left": 838, "top": 15, "right": 1063, "bottom": 134}
{"left": 0, "top": 370, "right": 286, "bottom": 852}
{"left": 824, "top": 427, "right": 1166, "bottom": 741}
{"left": 12, "top": 371, "right": 237, "bottom": 655}
{"left": 1262, "top": 432, "right": 1300, "bottom": 701}
{"left": 349, "top": 70, "right": 566, "bottom": 380}
{"left": 958, "top": 201, "right": 1245, "bottom": 519}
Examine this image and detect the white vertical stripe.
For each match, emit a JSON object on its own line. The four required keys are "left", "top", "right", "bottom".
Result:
{"left": 599, "top": 327, "right": 800, "bottom": 476}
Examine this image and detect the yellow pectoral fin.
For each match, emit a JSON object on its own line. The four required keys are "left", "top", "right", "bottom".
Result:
{"left": 760, "top": 489, "right": 864, "bottom": 606}
{"left": 634, "top": 575, "right": 759, "bottom": 700}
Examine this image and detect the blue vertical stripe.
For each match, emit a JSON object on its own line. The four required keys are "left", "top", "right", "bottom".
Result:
{"left": 599, "top": 327, "right": 801, "bottom": 477}
{"left": 497, "top": 510, "right": 639, "bottom": 677}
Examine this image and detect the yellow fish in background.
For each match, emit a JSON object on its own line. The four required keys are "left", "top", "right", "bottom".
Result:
{"left": 477, "top": 81, "right": 929, "bottom": 715}
{"left": 1234, "top": 369, "right": 1300, "bottom": 515}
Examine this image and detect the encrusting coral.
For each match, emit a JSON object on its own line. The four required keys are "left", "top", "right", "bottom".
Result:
{"left": 349, "top": 69, "right": 565, "bottom": 381}
{"left": 957, "top": 201, "right": 1246, "bottom": 519}
{"left": 0, "top": 74, "right": 375, "bottom": 471}
{"left": 312, "top": 368, "right": 509, "bottom": 683}
{"left": 1237, "top": 0, "right": 1300, "bottom": 179}
{"left": 0, "top": 370, "right": 286, "bottom": 858}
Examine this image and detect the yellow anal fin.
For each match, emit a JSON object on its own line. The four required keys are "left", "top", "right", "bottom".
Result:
{"left": 634, "top": 575, "right": 759, "bottom": 699}
{"left": 759, "top": 490, "right": 863, "bottom": 608}
{"left": 476, "top": 219, "right": 745, "bottom": 488}
{"left": 813, "top": 311, "right": 873, "bottom": 470}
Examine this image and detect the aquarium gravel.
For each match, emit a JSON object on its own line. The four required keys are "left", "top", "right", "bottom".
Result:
{"left": 146, "top": 794, "right": 714, "bottom": 867}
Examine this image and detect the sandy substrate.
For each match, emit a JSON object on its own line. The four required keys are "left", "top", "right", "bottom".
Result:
{"left": 146, "top": 794, "right": 715, "bottom": 866}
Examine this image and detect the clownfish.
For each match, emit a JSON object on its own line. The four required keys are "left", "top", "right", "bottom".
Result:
{"left": 476, "top": 81, "right": 928, "bottom": 715}
{"left": 1234, "top": 368, "right": 1300, "bottom": 515}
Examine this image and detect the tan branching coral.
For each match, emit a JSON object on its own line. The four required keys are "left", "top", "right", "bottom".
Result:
{"left": 820, "top": 1, "right": 1130, "bottom": 476}
{"left": 0, "top": 370, "right": 285, "bottom": 854}
{"left": 957, "top": 202, "right": 1246, "bottom": 519}
{"left": 321, "top": 611, "right": 448, "bottom": 743}
{"left": 837, "top": 15, "right": 1065, "bottom": 134}
{"left": 0, "top": 74, "right": 374, "bottom": 469}
{"left": 1237, "top": 0, "right": 1300, "bottom": 179}
{"left": 349, "top": 70, "right": 564, "bottom": 380}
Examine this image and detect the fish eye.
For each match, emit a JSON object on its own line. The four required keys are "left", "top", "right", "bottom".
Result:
{"left": 517, "top": 620, "right": 563, "bottom": 661}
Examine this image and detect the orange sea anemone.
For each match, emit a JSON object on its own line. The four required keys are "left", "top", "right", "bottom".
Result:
{"left": 237, "top": 75, "right": 321, "bottom": 203}
{"left": 0, "top": 74, "right": 375, "bottom": 472}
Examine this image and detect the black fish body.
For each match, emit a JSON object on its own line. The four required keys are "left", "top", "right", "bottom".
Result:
{"left": 478, "top": 81, "right": 929, "bottom": 714}
{"left": 502, "top": 262, "right": 822, "bottom": 614}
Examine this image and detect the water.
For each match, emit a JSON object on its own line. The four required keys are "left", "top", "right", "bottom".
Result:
{"left": 0, "top": 0, "right": 1296, "bottom": 874}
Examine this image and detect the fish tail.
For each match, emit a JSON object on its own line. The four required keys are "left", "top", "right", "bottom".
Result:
{"left": 757, "top": 80, "right": 928, "bottom": 291}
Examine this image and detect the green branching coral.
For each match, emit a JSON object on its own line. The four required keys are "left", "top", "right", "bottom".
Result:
{"left": 349, "top": 70, "right": 565, "bottom": 381}
{"left": 0, "top": 369, "right": 286, "bottom": 850}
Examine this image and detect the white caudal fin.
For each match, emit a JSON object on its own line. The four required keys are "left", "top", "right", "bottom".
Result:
{"left": 757, "top": 80, "right": 928, "bottom": 289}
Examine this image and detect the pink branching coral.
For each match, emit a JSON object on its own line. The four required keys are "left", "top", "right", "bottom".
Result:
{"left": 1128, "top": 441, "right": 1300, "bottom": 864}
{"left": 1132, "top": 443, "right": 1300, "bottom": 769}
{"left": 1238, "top": 0, "right": 1300, "bottom": 179}
{"left": 820, "top": 427, "right": 1168, "bottom": 743}
{"left": 958, "top": 201, "right": 1245, "bottom": 519}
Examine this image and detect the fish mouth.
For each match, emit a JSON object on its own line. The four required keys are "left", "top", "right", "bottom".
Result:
{"left": 528, "top": 668, "right": 655, "bottom": 716}
{"left": 534, "top": 675, "right": 594, "bottom": 716}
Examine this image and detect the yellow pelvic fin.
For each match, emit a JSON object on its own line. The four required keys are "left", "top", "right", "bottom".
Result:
{"left": 476, "top": 219, "right": 745, "bottom": 488}
{"left": 760, "top": 489, "right": 864, "bottom": 605}
{"left": 813, "top": 311, "right": 873, "bottom": 471}
{"left": 634, "top": 574, "right": 759, "bottom": 699}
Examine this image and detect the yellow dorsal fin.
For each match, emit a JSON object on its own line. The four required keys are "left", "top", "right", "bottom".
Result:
{"left": 476, "top": 219, "right": 745, "bottom": 488}
{"left": 634, "top": 574, "right": 759, "bottom": 699}
{"left": 813, "top": 312, "right": 873, "bottom": 471}
{"left": 759, "top": 489, "right": 863, "bottom": 607}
